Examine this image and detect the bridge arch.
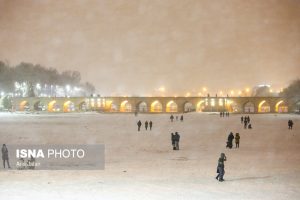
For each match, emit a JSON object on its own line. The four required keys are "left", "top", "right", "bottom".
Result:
{"left": 63, "top": 101, "right": 75, "bottom": 112}
{"left": 166, "top": 100, "right": 178, "bottom": 112}
{"left": 151, "top": 100, "right": 162, "bottom": 112}
{"left": 79, "top": 101, "right": 87, "bottom": 111}
{"left": 226, "top": 100, "right": 241, "bottom": 113}
{"left": 184, "top": 102, "right": 194, "bottom": 112}
{"left": 19, "top": 101, "right": 30, "bottom": 111}
{"left": 294, "top": 101, "right": 300, "bottom": 113}
{"left": 33, "top": 101, "right": 45, "bottom": 111}
{"left": 120, "top": 100, "right": 132, "bottom": 112}
{"left": 137, "top": 101, "right": 147, "bottom": 112}
{"left": 258, "top": 100, "right": 270, "bottom": 113}
{"left": 275, "top": 100, "right": 288, "bottom": 113}
{"left": 244, "top": 102, "right": 255, "bottom": 113}
{"left": 196, "top": 100, "right": 205, "bottom": 112}
{"left": 48, "top": 100, "right": 60, "bottom": 112}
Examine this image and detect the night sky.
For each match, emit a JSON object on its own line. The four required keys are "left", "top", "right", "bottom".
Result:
{"left": 0, "top": 0, "right": 299, "bottom": 96}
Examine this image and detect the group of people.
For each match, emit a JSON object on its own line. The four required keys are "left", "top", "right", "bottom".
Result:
{"left": 170, "top": 115, "right": 184, "bottom": 122}
{"left": 288, "top": 120, "right": 294, "bottom": 130}
{"left": 137, "top": 120, "right": 153, "bottom": 131}
{"left": 241, "top": 116, "right": 252, "bottom": 129}
{"left": 220, "top": 112, "right": 230, "bottom": 117}
{"left": 226, "top": 132, "right": 240, "bottom": 149}
{"left": 171, "top": 132, "right": 180, "bottom": 150}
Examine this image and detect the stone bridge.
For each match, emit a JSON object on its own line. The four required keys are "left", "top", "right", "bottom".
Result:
{"left": 11, "top": 96, "right": 300, "bottom": 113}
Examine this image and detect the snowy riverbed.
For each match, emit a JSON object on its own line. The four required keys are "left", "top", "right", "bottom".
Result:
{"left": 0, "top": 112, "right": 299, "bottom": 200}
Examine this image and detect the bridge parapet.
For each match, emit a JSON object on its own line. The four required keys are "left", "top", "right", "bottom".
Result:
{"left": 10, "top": 96, "right": 297, "bottom": 114}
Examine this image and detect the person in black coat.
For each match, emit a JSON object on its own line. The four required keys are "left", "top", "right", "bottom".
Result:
{"left": 226, "top": 132, "right": 234, "bottom": 149}
{"left": 171, "top": 133, "right": 176, "bottom": 150}
{"left": 241, "top": 116, "right": 244, "bottom": 124}
{"left": 216, "top": 153, "right": 227, "bottom": 181}
{"left": 175, "top": 132, "right": 180, "bottom": 150}
{"left": 137, "top": 120, "right": 142, "bottom": 131}
{"left": 244, "top": 119, "right": 248, "bottom": 129}
{"left": 149, "top": 121, "right": 153, "bottom": 130}
{"left": 145, "top": 121, "right": 149, "bottom": 130}
{"left": 180, "top": 115, "right": 183, "bottom": 122}
{"left": 2, "top": 144, "right": 11, "bottom": 169}
{"left": 288, "top": 120, "right": 294, "bottom": 130}
{"left": 170, "top": 115, "right": 174, "bottom": 122}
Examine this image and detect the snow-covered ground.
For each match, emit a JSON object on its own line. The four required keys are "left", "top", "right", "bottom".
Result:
{"left": 0, "top": 112, "right": 299, "bottom": 200}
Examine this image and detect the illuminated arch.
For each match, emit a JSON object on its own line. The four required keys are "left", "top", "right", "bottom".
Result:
{"left": 275, "top": 100, "right": 288, "bottom": 113}
{"left": 120, "top": 100, "right": 132, "bottom": 112}
{"left": 244, "top": 102, "right": 255, "bottom": 113}
{"left": 258, "top": 100, "right": 270, "bottom": 113}
{"left": 63, "top": 101, "right": 75, "bottom": 112}
{"left": 110, "top": 103, "right": 118, "bottom": 112}
{"left": 166, "top": 101, "right": 178, "bottom": 112}
{"left": 19, "top": 101, "right": 30, "bottom": 111}
{"left": 184, "top": 102, "right": 194, "bottom": 112}
{"left": 226, "top": 100, "right": 241, "bottom": 113}
{"left": 48, "top": 100, "right": 60, "bottom": 112}
{"left": 138, "top": 102, "right": 147, "bottom": 112}
{"left": 196, "top": 100, "right": 205, "bottom": 112}
{"left": 151, "top": 100, "right": 162, "bottom": 112}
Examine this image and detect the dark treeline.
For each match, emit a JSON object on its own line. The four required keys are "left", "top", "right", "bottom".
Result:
{"left": 280, "top": 79, "right": 300, "bottom": 101}
{"left": 0, "top": 60, "right": 95, "bottom": 96}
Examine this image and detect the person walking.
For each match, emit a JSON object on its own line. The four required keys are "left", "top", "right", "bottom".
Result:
{"left": 241, "top": 116, "right": 244, "bottom": 124}
{"left": 174, "top": 132, "right": 180, "bottom": 150}
{"left": 137, "top": 120, "right": 142, "bottom": 131}
{"left": 145, "top": 121, "right": 148, "bottom": 131}
{"left": 244, "top": 119, "right": 248, "bottom": 129}
{"left": 288, "top": 120, "right": 294, "bottom": 130}
{"left": 2, "top": 144, "right": 11, "bottom": 169}
{"left": 216, "top": 153, "right": 227, "bottom": 182}
{"left": 235, "top": 133, "right": 240, "bottom": 148}
{"left": 180, "top": 115, "right": 183, "bottom": 122}
{"left": 170, "top": 115, "right": 174, "bottom": 122}
{"left": 226, "top": 132, "right": 234, "bottom": 149}
{"left": 149, "top": 121, "right": 153, "bottom": 130}
{"left": 171, "top": 133, "right": 176, "bottom": 150}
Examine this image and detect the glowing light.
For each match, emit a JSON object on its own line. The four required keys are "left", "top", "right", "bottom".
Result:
{"left": 202, "top": 87, "right": 207, "bottom": 92}
{"left": 166, "top": 101, "right": 178, "bottom": 112}
{"left": 158, "top": 87, "right": 165, "bottom": 92}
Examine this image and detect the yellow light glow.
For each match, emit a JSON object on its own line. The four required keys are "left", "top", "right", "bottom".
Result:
{"left": 196, "top": 100, "right": 205, "bottom": 112}
{"left": 245, "top": 88, "right": 250, "bottom": 92}
{"left": 48, "top": 100, "right": 57, "bottom": 112}
{"left": 158, "top": 87, "right": 165, "bottom": 92}
{"left": 203, "top": 87, "right": 207, "bottom": 92}
{"left": 151, "top": 100, "right": 162, "bottom": 112}
{"left": 166, "top": 101, "right": 178, "bottom": 112}
{"left": 120, "top": 100, "right": 132, "bottom": 112}
{"left": 63, "top": 101, "right": 74, "bottom": 112}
